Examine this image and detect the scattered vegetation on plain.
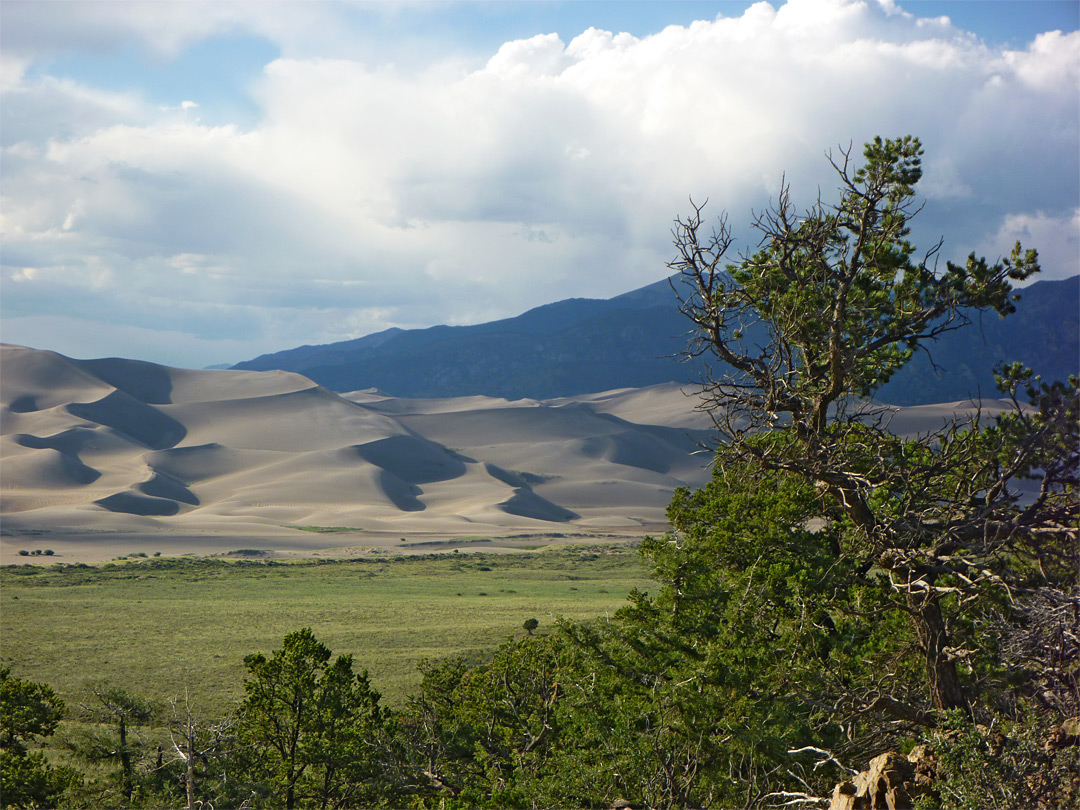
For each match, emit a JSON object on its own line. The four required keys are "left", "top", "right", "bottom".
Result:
{"left": 0, "top": 547, "right": 652, "bottom": 711}
{"left": 290, "top": 525, "right": 365, "bottom": 534}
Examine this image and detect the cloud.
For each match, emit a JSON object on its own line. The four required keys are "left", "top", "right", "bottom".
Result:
{"left": 0, "top": 74, "right": 144, "bottom": 143}
{"left": 1, "top": 0, "right": 1077, "bottom": 367}
{"left": 0, "top": 0, "right": 409, "bottom": 63}
{"left": 0, "top": 52, "right": 29, "bottom": 92}
{"left": 2, "top": 1, "right": 287, "bottom": 59}
{"left": 979, "top": 209, "right": 1080, "bottom": 280}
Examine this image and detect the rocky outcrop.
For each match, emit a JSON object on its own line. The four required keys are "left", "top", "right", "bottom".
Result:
{"left": 828, "top": 746, "right": 936, "bottom": 810}
{"left": 1045, "top": 716, "right": 1080, "bottom": 753}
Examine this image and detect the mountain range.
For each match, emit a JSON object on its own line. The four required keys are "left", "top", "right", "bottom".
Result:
{"left": 233, "top": 275, "right": 1079, "bottom": 405}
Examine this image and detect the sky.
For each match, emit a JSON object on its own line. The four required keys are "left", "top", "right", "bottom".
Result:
{"left": 1, "top": 0, "right": 1078, "bottom": 370}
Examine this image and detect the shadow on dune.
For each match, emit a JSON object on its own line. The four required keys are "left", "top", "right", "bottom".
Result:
{"left": 484, "top": 463, "right": 553, "bottom": 488}
{"left": 350, "top": 435, "right": 468, "bottom": 485}
{"left": 7, "top": 442, "right": 102, "bottom": 486}
{"left": 8, "top": 395, "right": 39, "bottom": 413}
{"left": 376, "top": 468, "right": 426, "bottom": 512}
{"left": 498, "top": 488, "right": 579, "bottom": 522}
{"left": 15, "top": 427, "right": 107, "bottom": 456}
{"left": 67, "top": 391, "right": 186, "bottom": 451}
{"left": 575, "top": 430, "right": 679, "bottom": 475}
{"left": 138, "top": 471, "right": 199, "bottom": 505}
{"left": 95, "top": 491, "right": 181, "bottom": 516}
{"left": 54, "top": 451, "right": 101, "bottom": 485}
{"left": 145, "top": 443, "right": 265, "bottom": 483}
{"left": 75, "top": 357, "right": 176, "bottom": 404}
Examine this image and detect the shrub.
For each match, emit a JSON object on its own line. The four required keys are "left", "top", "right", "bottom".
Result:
{"left": 921, "top": 711, "right": 1080, "bottom": 810}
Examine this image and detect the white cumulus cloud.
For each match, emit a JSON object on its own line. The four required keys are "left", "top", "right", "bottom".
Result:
{"left": 1, "top": 0, "right": 1077, "bottom": 368}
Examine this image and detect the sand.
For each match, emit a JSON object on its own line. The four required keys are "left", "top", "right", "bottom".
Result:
{"left": 1, "top": 345, "right": 1024, "bottom": 564}
{"left": 1, "top": 345, "right": 716, "bottom": 562}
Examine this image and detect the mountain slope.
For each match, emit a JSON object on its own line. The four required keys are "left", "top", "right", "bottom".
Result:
{"left": 878, "top": 275, "right": 1080, "bottom": 405}
{"left": 233, "top": 276, "right": 1079, "bottom": 405}
{"left": 234, "top": 279, "right": 693, "bottom": 399}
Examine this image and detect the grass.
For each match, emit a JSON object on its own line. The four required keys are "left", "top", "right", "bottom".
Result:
{"left": 0, "top": 546, "right": 652, "bottom": 713}
{"left": 291, "top": 525, "right": 365, "bottom": 533}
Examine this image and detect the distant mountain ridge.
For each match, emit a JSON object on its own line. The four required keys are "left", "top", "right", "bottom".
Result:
{"left": 233, "top": 275, "right": 1080, "bottom": 406}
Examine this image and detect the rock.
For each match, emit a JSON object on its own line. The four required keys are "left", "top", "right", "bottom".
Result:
{"left": 828, "top": 748, "right": 937, "bottom": 810}
{"left": 829, "top": 780, "right": 858, "bottom": 810}
{"left": 1044, "top": 716, "right": 1080, "bottom": 753}
{"left": 906, "top": 744, "right": 937, "bottom": 789}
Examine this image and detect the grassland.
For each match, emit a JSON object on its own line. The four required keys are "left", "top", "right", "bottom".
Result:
{"left": 0, "top": 545, "right": 653, "bottom": 712}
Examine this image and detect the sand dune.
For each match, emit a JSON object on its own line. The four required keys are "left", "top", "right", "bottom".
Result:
{"left": 3, "top": 347, "right": 116, "bottom": 412}
{"left": 872, "top": 399, "right": 1022, "bottom": 436}
{"left": 1, "top": 345, "right": 718, "bottom": 559}
{"left": 548, "top": 383, "right": 714, "bottom": 431}
{"left": 1, "top": 345, "right": 1017, "bottom": 563}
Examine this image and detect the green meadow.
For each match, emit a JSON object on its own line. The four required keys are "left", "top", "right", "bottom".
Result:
{"left": 0, "top": 545, "right": 652, "bottom": 711}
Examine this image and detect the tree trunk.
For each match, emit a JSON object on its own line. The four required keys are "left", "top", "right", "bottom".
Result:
{"left": 909, "top": 593, "right": 967, "bottom": 711}
{"left": 119, "top": 715, "right": 133, "bottom": 802}
{"left": 185, "top": 726, "right": 196, "bottom": 810}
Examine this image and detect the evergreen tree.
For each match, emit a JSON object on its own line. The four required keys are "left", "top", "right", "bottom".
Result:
{"left": 0, "top": 668, "right": 78, "bottom": 809}
{"left": 238, "top": 628, "right": 390, "bottom": 809}
{"left": 382, "top": 139, "right": 1077, "bottom": 808}
{"left": 67, "top": 683, "right": 155, "bottom": 806}
{"left": 655, "top": 135, "right": 1078, "bottom": 800}
{"left": 399, "top": 636, "right": 570, "bottom": 808}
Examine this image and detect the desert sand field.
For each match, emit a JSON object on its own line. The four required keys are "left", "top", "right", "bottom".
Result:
{"left": 1, "top": 345, "right": 719, "bottom": 561}
{"left": 0, "top": 344, "right": 1022, "bottom": 563}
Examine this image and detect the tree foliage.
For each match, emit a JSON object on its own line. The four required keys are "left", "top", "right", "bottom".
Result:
{"left": 397, "top": 635, "right": 575, "bottom": 808}
{"left": 661, "top": 135, "right": 1079, "bottom": 802}
{"left": 66, "top": 683, "right": 155, "bottom": 806}
{"left": 0, "top": 668, "right": 78, "bottom": 810}
{"left": 1, "top": 668, "right": 65, "bottom": 752}
{"left": 238, "top": 627, "right": 391, "bottom": 809}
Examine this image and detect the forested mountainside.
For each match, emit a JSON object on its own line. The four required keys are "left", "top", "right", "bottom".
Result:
{"left": 234, "top": 275, "right": 1078, "bottom": 405}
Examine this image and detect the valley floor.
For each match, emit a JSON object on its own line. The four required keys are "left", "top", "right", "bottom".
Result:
{"left": 0, "top": 545, "right": 652, "bottom": 709}
{"left": 0, "top": 523, "right": 666, "bottom": 564}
